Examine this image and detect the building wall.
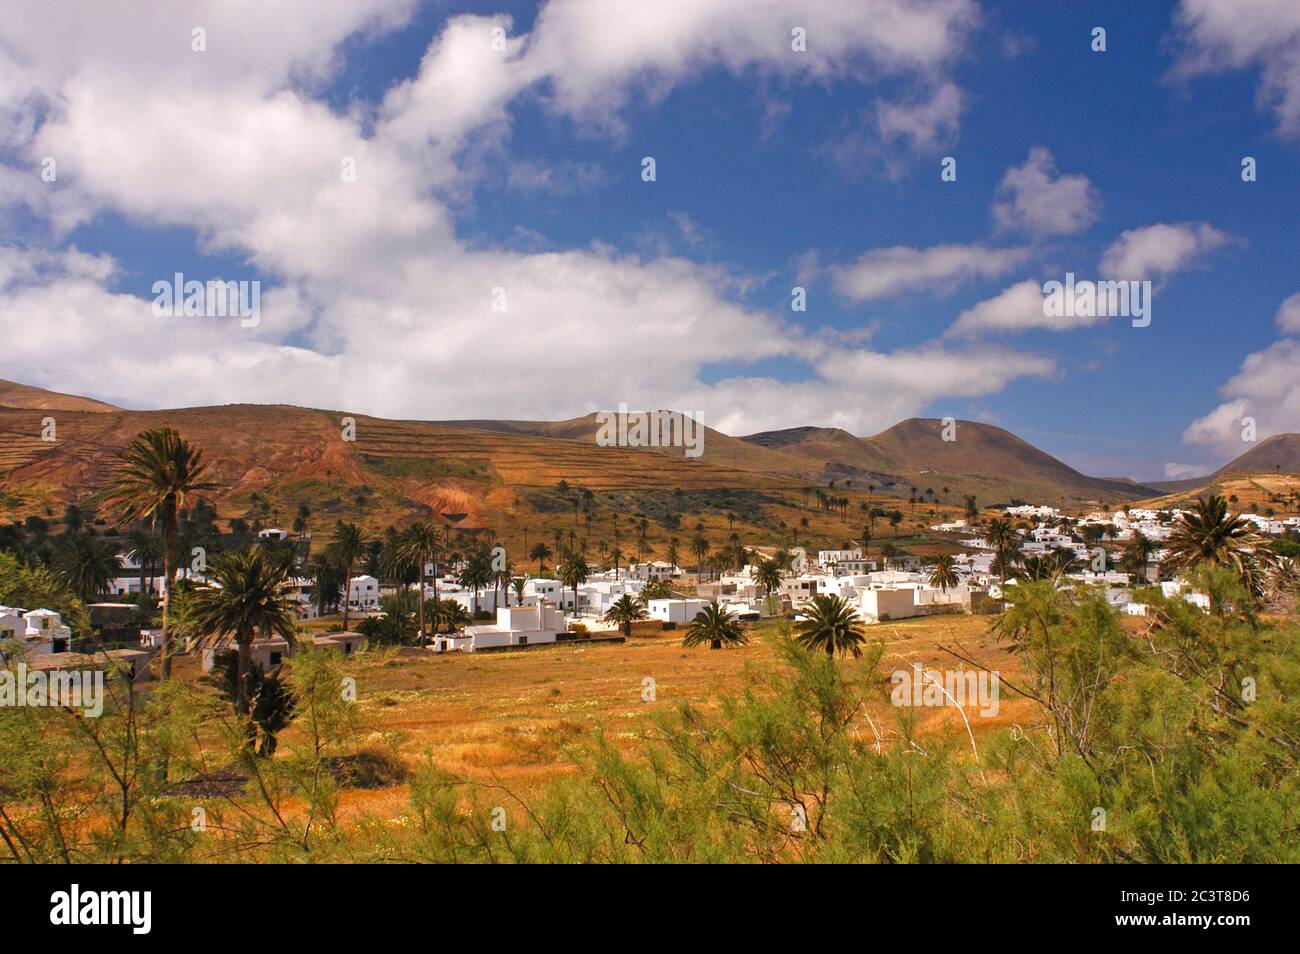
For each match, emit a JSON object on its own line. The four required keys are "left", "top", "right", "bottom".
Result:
{"left": 859, "top": 588, "right": 917, "bottom": 622}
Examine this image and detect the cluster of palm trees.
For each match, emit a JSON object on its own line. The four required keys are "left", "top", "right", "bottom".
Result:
{"left": 104, "top": 427, "right": 217, "bottom": 678}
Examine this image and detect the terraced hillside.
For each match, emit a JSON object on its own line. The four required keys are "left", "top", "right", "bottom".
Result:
{"left": 1137, "top": 472, "right": 1300, "bottom": 514}
{"left": 0, "top": 402, "right": 795, "bottom": 530}
{"left": 13, "top": 379, "right": 1274, "bottom": 563}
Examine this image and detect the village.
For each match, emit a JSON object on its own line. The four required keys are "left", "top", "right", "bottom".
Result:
{"left": 7, "top": 497, "right": 1299, "bottom": 671}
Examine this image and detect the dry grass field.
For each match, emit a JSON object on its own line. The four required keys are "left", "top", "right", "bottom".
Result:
{"left": 173, "top": 613, "right": 1033, "bottom": 821}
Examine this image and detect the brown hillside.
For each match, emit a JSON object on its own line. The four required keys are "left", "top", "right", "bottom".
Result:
{"left": 447, "top": 412, "right": 822, "bottom": 478}
{"left": 0, "top": 403, "right": 794, "bottom": 531}
{"left": 742, "top": 418, "right": 1158, "bottom": 506}
{"left": 0, "top": 379, "right": 119, "bottom": 413}
{"left": 1214, "top": 433, "right": 1300, "bottom": 478}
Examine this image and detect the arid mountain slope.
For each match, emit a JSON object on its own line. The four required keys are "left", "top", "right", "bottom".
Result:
{"left": 1214, "top": 433, "right": 1300, "bottom": 477}
{"left": 0, "top": 380, "right": 120, "bottom": 413}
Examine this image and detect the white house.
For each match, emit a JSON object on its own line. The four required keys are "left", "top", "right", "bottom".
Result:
{"left": 1006, "top": 505, "right": 1060, "bottom": 520}
{"left": 0, "top": 606, "right": 73, "bottom": 655}
{"left": 859, "top": 588, "right": 917, "bottom": 623}
{"left": 435, "top": 603, "right": 568, "bottom": 653}
{"left": 523, "top": 578, "right": 569, "bottom": 610}
{"left": 258, "top": 527, "right": 291, "bottom": 542}
{"left": 0, "top": 607, "right": 25, "bottom": 647}
{"left": 720, "top": 601, "right": 765, "bottom": 621}
{"left": 646, "top": 598, "right": 709, "bottom": 625}
{"left": 200, "top": 632, "right": 364, "bottom": 672}
{"left": 913, "top": 583, "right": 972, "bottom": 608}
{"left": 629, "top": 561, "right": 677, "bottom": 581}
{"left": 580, "top": 579, "right": 644, "bottom": 617}
{"left": 818, "top": 549, "right": 867, "bottom": 574}
{"left": 347, "top": 575, "right": 381, "bottom": 611}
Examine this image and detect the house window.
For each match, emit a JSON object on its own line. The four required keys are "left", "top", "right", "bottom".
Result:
{"left": 270, "top": 651, "right": 283, "bottom": 666}
{"left": 519, "top": 636, "right": 528, "bottom": 645}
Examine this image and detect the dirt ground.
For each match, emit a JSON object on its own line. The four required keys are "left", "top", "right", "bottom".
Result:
{"left": 221, "top": 613, "right": 1034, "bottom": 819}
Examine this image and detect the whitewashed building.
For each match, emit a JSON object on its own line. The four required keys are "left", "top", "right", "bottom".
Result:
{"left": 435, "top": 603, "right": 568, "bottom": 653}
{"left": 859, "top": 588, "right": 917, "bottom": 623}
{"left": 0, "top": 607, "right": 73, "bottom": 655}
{"left": 347, "top": 575, "right": 381, "bottom": 611}
{"left": 647, "top": 598, "right": 709, "bottom": 625}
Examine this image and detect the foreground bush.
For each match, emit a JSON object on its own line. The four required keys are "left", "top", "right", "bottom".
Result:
{"left": 1, "top": 579, "right": 1297, "bottom": 863}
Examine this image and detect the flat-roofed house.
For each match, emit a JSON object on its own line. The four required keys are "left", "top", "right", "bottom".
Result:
{"left": 859, "top": 588, "right": 917, "bottom": 623}
{"left": 435, "top": 603, "right": 568, "bottom": 653}
{"left": 200, "top": 632, "right": 365, "bottom": 672}
{"left": 646, "top": 598, "right": 709, "bottom": 625}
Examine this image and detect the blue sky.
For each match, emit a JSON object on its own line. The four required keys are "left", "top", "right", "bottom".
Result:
{"left": 1, "top": 0, "right": 1297, "bottom": 482}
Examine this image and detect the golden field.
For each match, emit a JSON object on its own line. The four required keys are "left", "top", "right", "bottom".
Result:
{"left": 170, "top": 613, "right": 1032, "bottom": 820}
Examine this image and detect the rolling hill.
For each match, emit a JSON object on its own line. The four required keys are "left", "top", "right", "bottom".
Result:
{"left": 1135, "top": 434, "right": 1300, "bottom": 507}
{"left": 9, "top": 379, "right": 1294, "bottom": 556}
{"left": 740, "top": 418, "right": 1163, "bottom": 506}
{"left": 0, "top": 379, "right": 120, "bottom": 413}
{"left": 1214, "top": 433, "right": 1300, "bottom": 478}
{"left": 448, "top": 413, "right": 1164, "bottom": 505}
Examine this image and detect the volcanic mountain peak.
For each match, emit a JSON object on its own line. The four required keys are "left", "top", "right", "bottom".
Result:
{"left": 1214, "top": 433, "right": 1300, "bottom": 478}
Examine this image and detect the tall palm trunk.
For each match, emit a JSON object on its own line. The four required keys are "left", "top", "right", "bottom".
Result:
{"left": 161, "top": 505, "right": 177, "bottom": 678}
{"left": 432, "top": 553, "right": 439, "bottom": 636}
{"left": 235, "top": 635, "right": 254, "bottom": 717}
{"left": 342, "top": 564, "right": 353, "bottom": 630}
{"left": 417, "top": 569, "right": 427, "bottom": 648}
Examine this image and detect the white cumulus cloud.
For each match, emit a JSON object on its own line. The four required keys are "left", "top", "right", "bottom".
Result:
{"left": 1098, "top": 222, "right": 1233, "bottom": 281}
{"left": 830, "top": 243, "right": 1030, "bottom": 301}
{"left": 991, "top": 146, "right": 1102, "bottom": 237}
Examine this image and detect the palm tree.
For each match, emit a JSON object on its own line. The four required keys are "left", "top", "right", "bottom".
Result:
{"left": 326, "top": 522, "right": 366, "bottom": 631}
{"left": 430, "top": 598, "right": 470, "bottom": 635}
{"left": 52, "top": 533, "right": 120, "bottom": 603}
{"left": 293, "top": 502, "right": 312, "bottom": 560}
{"left": 666, "top": 537, "right": 680, "bottom": 572}
{"left": 1120, "top": 530, "right": 1157, "bottom": 582}
{"left": 511, "top": 576, "right": 526, "bottom": 606}
{"left": 1163, "top": 495, "right": 1258, "bottom": 599}
{"left": 879, "top": 542, "right": 898, "bottom": 570}
{"left": 529, "top": 542, "right": 551, "bottom": 575}
{"left": 494, "top": 555, "right": 515, "bottom": 608}
{"left": 124, "top": 526, "right": 163, "bottom": 597}
{"left": 641, "top": 579, "right": 673, "bottom": 601}
{"left": 400, "top": 523, "right": 440, "bottom": 646}
{"left": 985, "top": 516, "right": 1018, "bottom": 597}
{"left": 683, "top": 601, "right": 747, "bottom": 650}
{"left": 794, "top": 593, "right": 866, "bottom": 658}
{"left": 928, "top": 554, "right": 958, "bottom": 593}
{"left": 557, "top": 552, "right": 590, "bottom": 617}
{"left": 754, "top": 556, "right": 783, "bottom": 612}
{"left": 190, "top": 548, "right": 296, "bottom": 717}
{"left": 104, "top": 428, "right": 215, "bottom": 678}
{"left": 458, "top": 550, "right": 493, "bottom": 615}
{"left": 604, "top": 593, "right": 648, "bottom": 636}
{"left": 691, "top": 528, "right": 710, "bottom": 580}
{"left": 1019, "top": 555, "right": 1060, "bottom": 581}
{"left": 307, "top": 557, "right": 344, "bottom": 616}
